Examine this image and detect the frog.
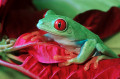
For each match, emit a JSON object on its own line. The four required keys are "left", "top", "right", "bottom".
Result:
{"left": 36, "top": 10, "right": 119, "bottom": 70}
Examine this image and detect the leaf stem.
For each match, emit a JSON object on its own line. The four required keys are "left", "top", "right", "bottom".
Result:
{"left": 0, "top": 59, "right": 39, "bottom": 79}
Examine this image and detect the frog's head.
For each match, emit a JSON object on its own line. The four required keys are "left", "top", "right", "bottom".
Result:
{"left": 37, "top": 10, "right": 84, "bottom": 40}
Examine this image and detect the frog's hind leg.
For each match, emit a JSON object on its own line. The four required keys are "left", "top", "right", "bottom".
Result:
{"left": 84, "top": 43, "right": 119, "bottom": 71}
{"left": 59, "top": 39, "right": 97, "bottom": 67}
{"left": 96, "top": 43, "right": 119, "bottom": 58}
{"left": 84, "top": 55, "right": 112, "bottom": 71}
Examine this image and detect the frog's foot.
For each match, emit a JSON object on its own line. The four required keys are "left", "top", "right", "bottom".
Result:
{"left": 54, "top": 49, "right": 78, "bottom": 60}
{"left": 54, "top": 55, "right": 74, "bottom": 67}
{"left": 23, "top": 31, "right": 47, "bottom": 42}
{"left": 54, "top": 55, "right": 74, "bottom": 61}
{"left": 58, "top": 57, "right": 78, "bottom": 67}
{"left": 84, "top": 56, "right": 99, "bottom": 71}
{"left": 58, "top": 61, "right": 72, "bottom": 67}
{"left": 65, "top": 50, "right": 78, "bottom": 56}
{"left": 23, "top": 31, "right": 40, "bottom": 40}
{"left": 84, "top": 55, "right": 112, "bottom": 71}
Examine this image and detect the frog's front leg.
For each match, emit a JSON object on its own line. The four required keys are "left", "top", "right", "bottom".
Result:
{"left": 59, "top": 39, "right": 96, "bottom": 66}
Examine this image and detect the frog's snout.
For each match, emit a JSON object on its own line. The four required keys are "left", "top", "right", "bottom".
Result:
{"left": 38, "top": 20, "right": 44, "bottom": 25}
{"left": 37, "top": 20, "right": 44, "bottom": 29}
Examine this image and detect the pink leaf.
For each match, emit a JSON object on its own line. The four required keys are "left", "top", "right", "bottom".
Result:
{"left": 14, "top": 33, "right": 74, "bottom": 63}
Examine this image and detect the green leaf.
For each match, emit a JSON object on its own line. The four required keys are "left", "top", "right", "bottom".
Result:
{"left": 104, "top": 32, "right": 120, "bottom": 55}
{"left": 0, "top": 66, "right": 29, "bottom": 79}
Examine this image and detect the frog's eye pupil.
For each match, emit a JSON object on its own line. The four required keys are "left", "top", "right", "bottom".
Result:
{"left": 58, "top": 22, "right": 61, "bottom": 28}
{"left": 54, "top": 19, "right": 66, "bottom": 31}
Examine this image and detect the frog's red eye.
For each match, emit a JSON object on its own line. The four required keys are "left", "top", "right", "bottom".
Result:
{"left": 54, "top": 19, "right": 66, "bottom": 31}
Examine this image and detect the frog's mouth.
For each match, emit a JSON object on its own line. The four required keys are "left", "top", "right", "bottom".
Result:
{"left": 37, "top": 25, "right": 58, "bottom": 36}
{"left": 40, "top": 28, "right": 68, "bottom": 38}
{"left": 37, "top": 22, "right": 71, "bottom": 38}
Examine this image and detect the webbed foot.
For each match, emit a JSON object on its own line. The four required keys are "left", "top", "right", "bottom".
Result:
{"left": 58, "top": 57, "right": 78, "bottom": 67}
{"left": 84, "top": 56, "right": 98, "bottom": 71}
{"left": 84, "top": 55, "right": 112, "bottom": 71}
{"left": 23, "top": 31, "right": 47, "bottom": 42}
{"left": 54, "top": 50, "right": 78, "bottom": 66}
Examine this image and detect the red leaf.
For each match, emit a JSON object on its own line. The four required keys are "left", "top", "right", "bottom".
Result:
{"left": 0, "top": 0, "right": 48, "bottom": 38}
{"left": 0, "top": 0, "right": 7, "bottom": 7}
{"left": 14, "top": 33, "right": 73, "bottom": 63}
{"left": 20, "top": 57, "right": 120, "bottom": 79}
{"left": 74, "top": 7, "right": 120, "bottom": 39}
{"left": 13, "top": 31, "right": 120, "bottom": 79}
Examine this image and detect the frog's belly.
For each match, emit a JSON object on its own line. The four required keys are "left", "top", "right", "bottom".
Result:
{"left": 62, "top": 45, "right": 81, "bottom": 54}
{"left": 48, "top": 33, "right": 81, "bottom": 53}
{"left": 56, "top": 39, "right": 81, "bottom": 54}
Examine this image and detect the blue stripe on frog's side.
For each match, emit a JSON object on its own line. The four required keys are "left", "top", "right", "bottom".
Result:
{"left": 76, "top": 40, "right": 88, "bottom": 46}
{"left": 76, "top": 40, "right": 101, "bottom": 57}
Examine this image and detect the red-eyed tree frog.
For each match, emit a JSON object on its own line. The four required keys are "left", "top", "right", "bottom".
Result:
{"left": 36, "top": 10, "right": 119, "bottom": 70}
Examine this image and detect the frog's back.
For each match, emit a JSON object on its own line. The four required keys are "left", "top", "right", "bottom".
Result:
{"left": 71, "top": 20, "right": 103, "bottom": 43}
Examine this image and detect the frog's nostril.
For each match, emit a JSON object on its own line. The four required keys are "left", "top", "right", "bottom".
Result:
{"left": 37, "top": 20, "right": 44, "bottom": 28}
{"left": 38, "top": 20, "right": 43, "bottom": 25}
